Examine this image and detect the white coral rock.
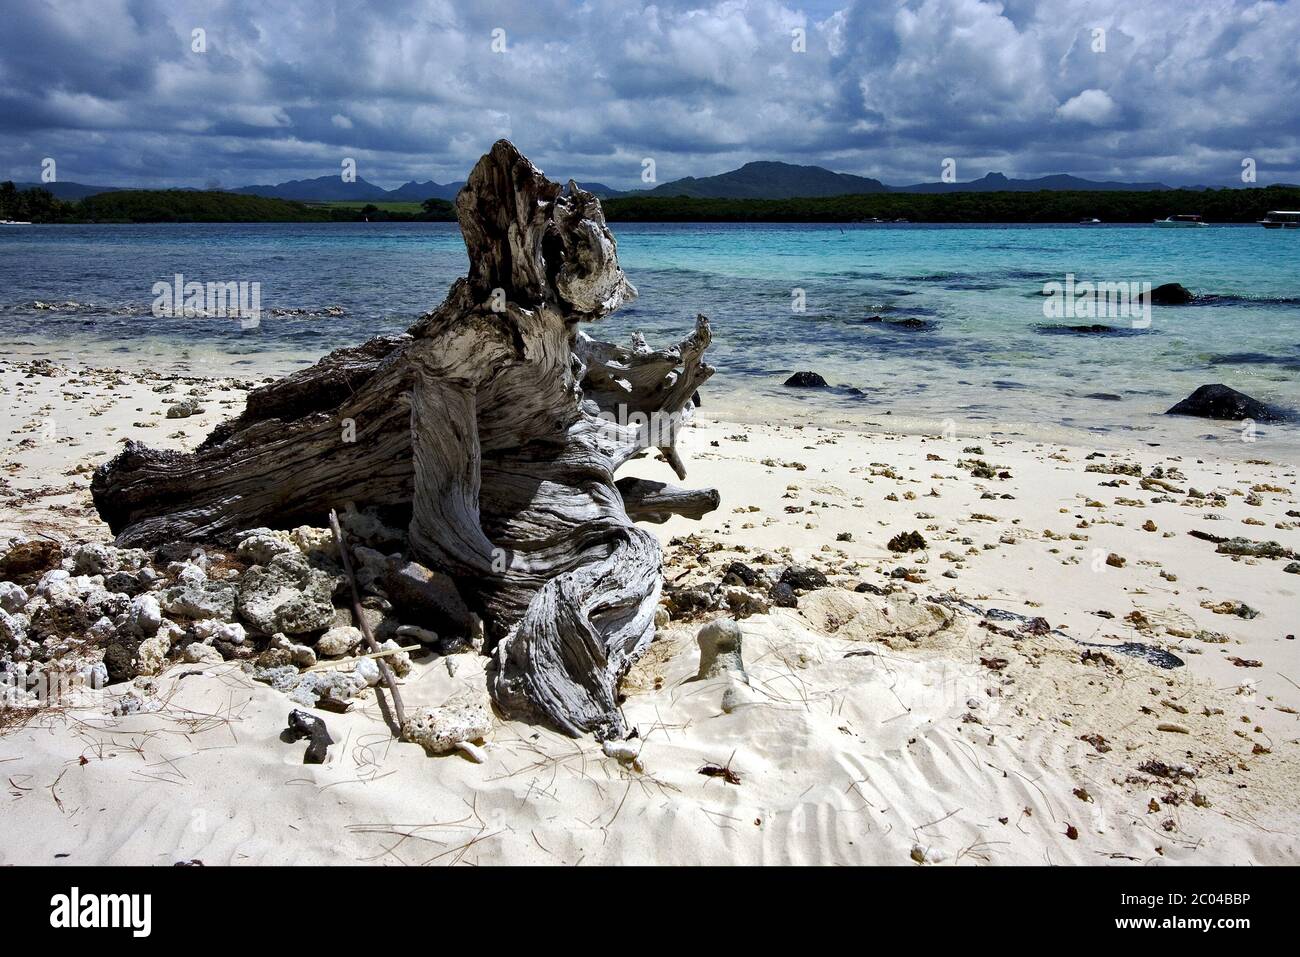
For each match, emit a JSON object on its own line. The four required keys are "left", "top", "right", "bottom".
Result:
{"left": 353, "top": 657, "right": 381, "bottom": 687}
{"left": 0, "top": 607, "right": 28, "bottom": 644}
{"left": 0, "top": 581, "right": 28, "bottom": 613}
{"left": 316, "top": 625, "right": 360, "bottom": 657}
{"left": 193, "top": 619, "right": 247, "bottom": 644}
{"left": 136, "top": 630, "right": 173, "bottom": 676}
{"left": 601, "top": 739, "right": 641, "bottom": 762}
{"left": 183, "top": 642, "right": 223, "bottom": 664}
{"left": 289, "top": 525, "right": 333, "bottom": 556}
{"left": 402, "top": 687, "right": 493, "bottom": 755}
{"left": 125, "top": 594, "right": 163, "bottom": 637}
{"left": 235, "top": 532, "right": 297, "bottom": 566}
{"left": 288, "top": 643, "right": 317, "bottom": 668}
{"left": 378, "top": 638, "right": 412, "bottom": 677}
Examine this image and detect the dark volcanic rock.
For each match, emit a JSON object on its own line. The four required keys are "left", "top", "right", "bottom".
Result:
{"left": 285, "top": 709, "right": 334, "bottom": 764}
{"left": 720, "top": 561, "right": 759, "bottom": 587}
{"left": 665, "top": 587, "right": 714, "bottom": 617}
{"left": 151, "top": 541, "right": 211, "bottom": 565}
{"left": 1144, "top": 282, "right": 1194, "bottom": 305}
{"left": 103, "top": 638, "right": 141, "bottom": 684}
{"left": 213, "top": 638, "right": 249, "bottom": 660}
{"left": 382, "top": 560, "right": 473, "bottom": 635}
{"left": 770, "top": 581, "right": 798, "bottom": 607}
{"left": 104, "top": 570, "right": 148, "bottom": 595}
{"left": 1166, "top": 384, "right": 1286, "bottom": 423}
{"left": 784, "top": 371, "right": 828, "bottom": 388}
{"left": 887, "top": 531, "right": 928, "bottom": 553}
{"left": 780, "top": 565, "right": 827, "bottom": 591}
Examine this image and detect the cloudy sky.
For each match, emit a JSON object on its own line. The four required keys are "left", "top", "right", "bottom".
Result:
{"left": 1, "top": 0, "right": 1297, "bottom": 190}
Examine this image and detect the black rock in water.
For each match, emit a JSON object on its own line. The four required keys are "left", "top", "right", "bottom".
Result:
{"left": 1144, "top": 282, "right": 1194, "bottom": 305}
{"left": 784, "top": 371, "right": 828, "bottom": 388}
{"left": 1166, "top": 384, "right": 1286, "bottom": 422}
{"left": 1037, "top": 323, "right": 1146, "bottom": 336}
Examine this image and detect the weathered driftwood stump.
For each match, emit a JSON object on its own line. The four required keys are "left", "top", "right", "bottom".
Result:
{"left": 92, "top": 140, "right": 719, "bottom": 739}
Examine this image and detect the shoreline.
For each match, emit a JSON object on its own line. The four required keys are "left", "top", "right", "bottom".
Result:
{"left": 4, "top": 341, "right": 1296, "bottom": 463}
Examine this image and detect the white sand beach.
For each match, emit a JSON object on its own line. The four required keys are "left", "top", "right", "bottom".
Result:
{"left": 2, "top": 356, "right": 1297, "bottom": 866}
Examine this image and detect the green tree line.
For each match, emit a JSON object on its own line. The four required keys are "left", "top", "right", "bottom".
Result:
{"left": 600, "top": 185, "right": 1300, "bottom": 223}
{"left": 6, "top": 180, "right": 1298, "bottom": 224}
{"left": 0, "top": 183, "right": 456, "bottom": 223}
{"left": 0, "top": 181, "right": 65, "bottom": 221}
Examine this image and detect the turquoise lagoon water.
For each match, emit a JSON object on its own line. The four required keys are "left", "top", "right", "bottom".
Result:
{"left": 2, "top": 221, "right": 1297, "bottom": 455}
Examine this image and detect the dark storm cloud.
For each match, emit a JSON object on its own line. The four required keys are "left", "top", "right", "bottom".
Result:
{"left": 0, "top": 0, "right": 1296, "bottom": 190}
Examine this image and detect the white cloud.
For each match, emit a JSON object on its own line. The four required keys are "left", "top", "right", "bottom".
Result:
{"left": 1056, "top": 89, "right": 1118, "bottom": 125}
{"left": 1, "top": 0, "right": 1297, "bottom": 189}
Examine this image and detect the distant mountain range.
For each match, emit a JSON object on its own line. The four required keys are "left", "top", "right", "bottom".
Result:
{"left": 387, "top": 179, "right": 463, "bottom": 201}
{"left": 622, "top": 164, "right": 1172, "bottom": 198}
{"left": 638, "top": 161, "right": 889, "bottom": 199}
{"left": 231, "top": 175, "right": 468, "bottom": 202}
{"left": 8, "top": 162, "right": 1225, "bottom": 204}
{"left": 10, "top": 181, "right": 123, "bottom": 200}
{"left": 893, "top": 171, "right": 1173, "bottom": 194}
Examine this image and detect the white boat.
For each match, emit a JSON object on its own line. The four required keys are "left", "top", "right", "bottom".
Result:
{"left": 1078, "top": 218, "right": 1101, "bottom": 224}
{"left": 1258, "top": 210, "right": 1300, "bottom": 229}
{"left": 1154, "top": 214, "right": 1208, "bottom": 228}
{"left": 0, "top": 219, "right": 33, "bottom": 226}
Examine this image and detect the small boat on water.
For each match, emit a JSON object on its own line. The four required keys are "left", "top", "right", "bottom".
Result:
{"left": 1078, "top": 218, "right": 1101, "bottom": 224}
{"left": 1154, "top": 214, "right": 1208, "bottom": 228}
{"left": 1258, "top": 210, "right": 1300, "bottom": 229}
{"left": 0, "top": 219, "right": 33, "bottom": 226}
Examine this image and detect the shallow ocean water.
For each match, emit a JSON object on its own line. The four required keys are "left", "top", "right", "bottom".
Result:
{"left": 2, "top": 220, "right": 1297, "bottom": 456}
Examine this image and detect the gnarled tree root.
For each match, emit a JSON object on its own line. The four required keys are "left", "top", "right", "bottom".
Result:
{"left": 92, "top": 140, "right": 719, "bottom": 738}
